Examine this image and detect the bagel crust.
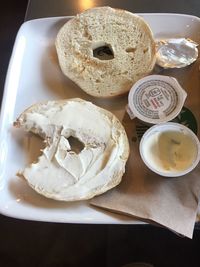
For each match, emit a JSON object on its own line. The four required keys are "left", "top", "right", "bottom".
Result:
{"left": 55, "top": 6, "right": 156, "bottom": 97}
{"left": 14, "top": 98, "right": 130, "bottom": 201}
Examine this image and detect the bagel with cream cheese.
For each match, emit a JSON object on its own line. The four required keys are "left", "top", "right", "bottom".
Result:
{"left": 55, "top": 6, "right": 156, "bottom": 97}
{"left": 14, "top": 98, "right": 129, "bottom": 201}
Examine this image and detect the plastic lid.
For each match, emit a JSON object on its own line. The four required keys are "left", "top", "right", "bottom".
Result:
{"left": 127, "top": 75, "right": 187, "bottom": 124}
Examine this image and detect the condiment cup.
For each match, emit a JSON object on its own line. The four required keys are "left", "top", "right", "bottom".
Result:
{"left": 127, "top": 75, "right": 187, "bottom": 125}
{"left": 139, "top": 122, "right": 200, "bottom": 177}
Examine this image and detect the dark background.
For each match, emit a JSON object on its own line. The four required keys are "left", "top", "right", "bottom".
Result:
{"left": 1, "top": 1, "right": 200, "bottom": 266}
{"left": 26, "top": 0, "right": 200, "bottom": 19}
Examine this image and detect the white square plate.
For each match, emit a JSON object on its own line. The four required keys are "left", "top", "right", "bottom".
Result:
{"left": 1, "top": 14, "right": 200, "bottom": 223}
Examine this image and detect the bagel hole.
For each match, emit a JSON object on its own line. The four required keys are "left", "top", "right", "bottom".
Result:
{"left": 68, "top": 136, "right": 84, "bottom": 154}
{"left": 93, "top": 43, "right": 114, "bottom": 60}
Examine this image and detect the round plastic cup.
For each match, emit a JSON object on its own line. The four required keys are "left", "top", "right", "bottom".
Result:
{"left": 139, "top": 122, "right": 200, "bottom": 177}
{"left": 127, "top": 75, "right": 187, "bottom": 125}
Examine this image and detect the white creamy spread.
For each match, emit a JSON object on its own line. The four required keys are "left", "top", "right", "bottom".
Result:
{"left": 142, "top": 130, "right": 198, "bottom": 174}
{"left": 20, "top": 100, "right": 127, "bottom": 201}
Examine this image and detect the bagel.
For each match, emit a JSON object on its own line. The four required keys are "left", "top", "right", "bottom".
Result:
{"left": 14, "top": 98, "right": 129, "bottom": 201}
{"left": 55, "top": 6, "right": 156, "bottom": 98}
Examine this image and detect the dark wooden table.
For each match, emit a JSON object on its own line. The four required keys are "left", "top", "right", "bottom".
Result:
{"left": 1, "top": 1, "right": 200, "bottom": 266}
{"left": 25, "top": 0, "right": 200, "bottom": 20}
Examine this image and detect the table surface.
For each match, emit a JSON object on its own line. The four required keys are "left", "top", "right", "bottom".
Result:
{"left": 25, "top": 0, "right": 200, "bottom": 20}
{"left": 1, "top": 1, "right": 200, "bottom": 266}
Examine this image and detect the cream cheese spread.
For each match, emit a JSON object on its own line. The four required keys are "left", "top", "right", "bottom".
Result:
{"left": 143, "top": 131, "right": 197, "bottom": 173}
{"left": 17, "top": 99, "right": 129, "bottom": 201}
{"left": 140, "top": 123, "right": 200, "bottom": 177}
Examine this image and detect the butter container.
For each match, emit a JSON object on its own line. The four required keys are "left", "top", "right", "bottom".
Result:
{"left": 139, "top": 122, "right": 200, "bottom": 177}
{"left": 127, "top": 75, "right": 187, "bottom": 125}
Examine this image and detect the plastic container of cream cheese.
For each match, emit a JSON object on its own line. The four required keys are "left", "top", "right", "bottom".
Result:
{"left": 127, "top": 75, "right": 187, "bottom": 124}
{"left": 139, "top": 122, "right": 200, "bottom": 177}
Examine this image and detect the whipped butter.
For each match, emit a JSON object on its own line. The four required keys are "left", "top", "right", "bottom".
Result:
{"left": 17, "top": 99, "right": 129, "bottom": 201}
{"left": 139, "top": 122, "right": 200, "bottom": 177}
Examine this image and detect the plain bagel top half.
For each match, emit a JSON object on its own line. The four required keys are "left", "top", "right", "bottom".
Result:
{"left": 55, "top": 6, "right": 156, "bottom": 98}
